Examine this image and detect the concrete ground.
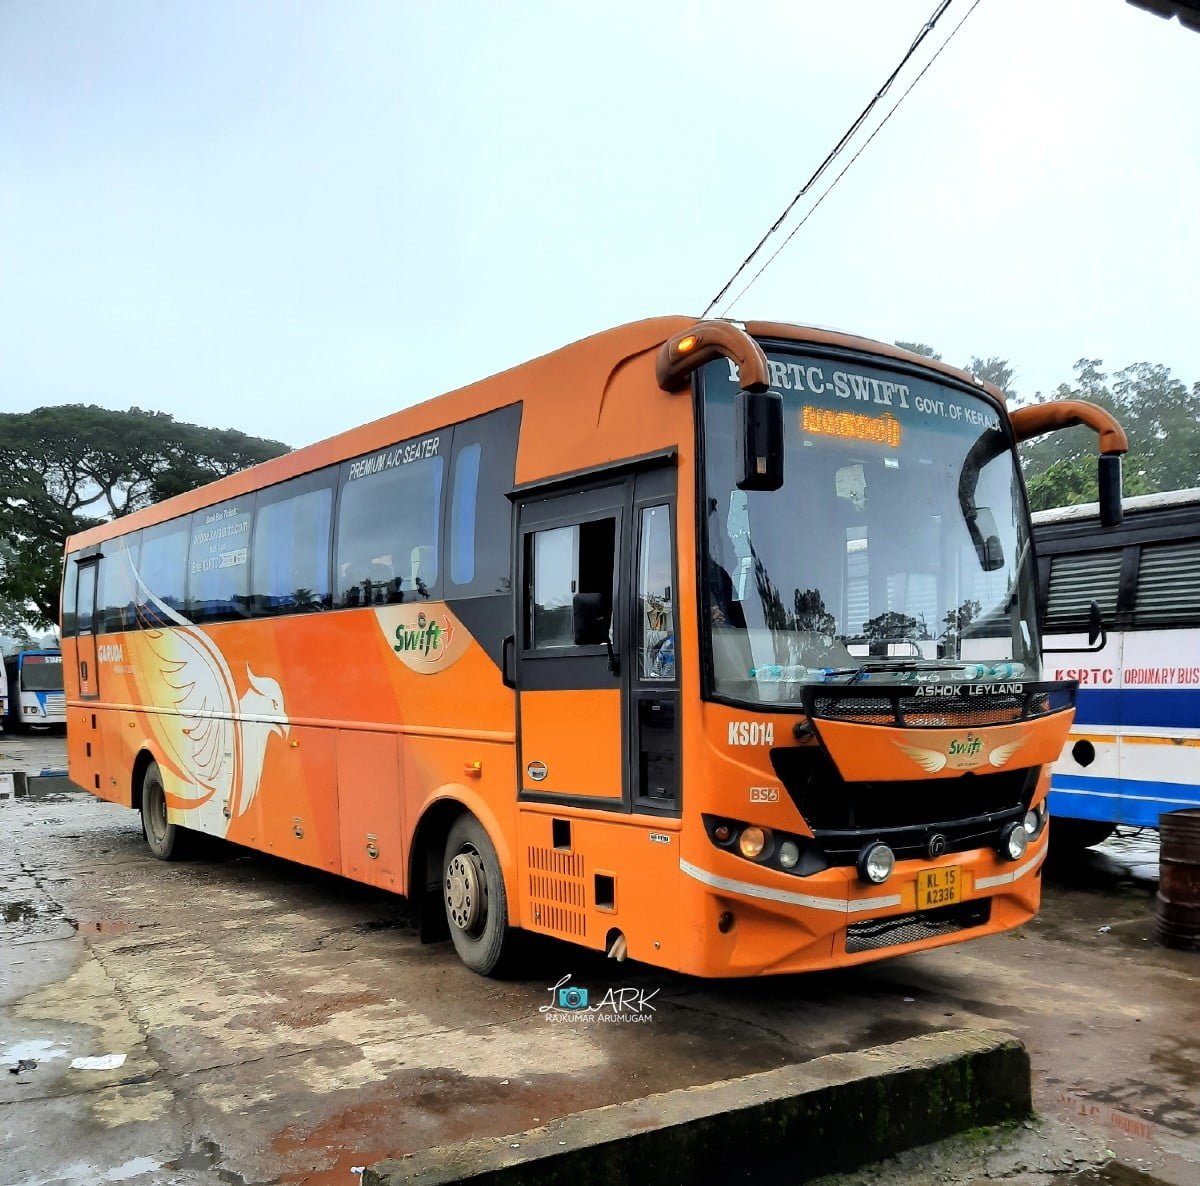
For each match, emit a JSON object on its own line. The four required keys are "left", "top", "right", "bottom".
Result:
{"left": 2, "top": 734, "right": 1196, "bottom": 1186}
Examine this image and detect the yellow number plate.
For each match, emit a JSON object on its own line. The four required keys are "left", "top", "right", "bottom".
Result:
{"left": 917, "top": 866, "right": 961, "bottom": 910}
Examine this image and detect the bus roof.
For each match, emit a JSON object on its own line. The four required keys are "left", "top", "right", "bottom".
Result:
{"left": 65, "top": 316, "right": 1000, "bottom": 552}
{"left": 1031, "top": 487, "right": 1200, "bottom": 526}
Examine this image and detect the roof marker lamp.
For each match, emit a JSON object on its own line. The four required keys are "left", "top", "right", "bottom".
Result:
{"left": 1000, "top": 822, "right": 1029, "bottom": 861}
{"left": 857, "top": 841, "right": 894, "bottom": 886}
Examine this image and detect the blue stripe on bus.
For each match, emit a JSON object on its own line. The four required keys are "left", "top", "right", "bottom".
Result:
{"left": 1074, "top": 687, "right": 1200, "bottom": 728}
{"left": 1049, "top": 773, "right": 1200, "bottom": 828}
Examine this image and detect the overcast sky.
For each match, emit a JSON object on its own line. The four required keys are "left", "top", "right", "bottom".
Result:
{"left": 2, "top": 1, "right": 1197, "bottom": 449}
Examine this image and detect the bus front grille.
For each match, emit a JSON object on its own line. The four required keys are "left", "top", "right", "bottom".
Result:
{"left": 845, "top": 899, "right": 991, "bottom": 954}
{"left": 770, "top": 747, "right": 1039, "bottom": 866}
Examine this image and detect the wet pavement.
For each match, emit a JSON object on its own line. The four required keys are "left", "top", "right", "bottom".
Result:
{"left": 1, "top": 735, "right": 1196, "bottom": 1185}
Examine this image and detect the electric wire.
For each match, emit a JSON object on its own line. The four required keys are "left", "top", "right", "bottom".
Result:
{"left": 720, "top": 0, "right": 985, "bottom": 316}
{"left": 701, "top": 0, "right": 958, "bottom": 319}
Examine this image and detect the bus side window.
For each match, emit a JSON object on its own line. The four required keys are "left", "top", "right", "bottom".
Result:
{"left": 638, "top": 505, "right": 674, "bottom": 680}
{"left": 527, "top": 518, "right": 616, "bottom": 650}
{"left": 61, "top": 553, "right": 80, "bottom": 637}
{"left": 187, "top": 497, "right": 255, "bottom": 624}
{"left": 335, "top": 439, "right": 446, "bottom": 609}
{"left": 139, "top": 520, "right": 190, "bottom": 621}
{"left": 445, "top": 403, "right": 521, "bottom": 599}
{"left": 250, "top": 478, "right": 334, "bottom": 615}
{"left": 97, "top": 534, "right": 141, "bottom": 633}
{"left": 1134, "top": 538, "right": 1200, "bottom": 627}
{"left": 1045, "top": 549, "right": 1122, "bottom": 633}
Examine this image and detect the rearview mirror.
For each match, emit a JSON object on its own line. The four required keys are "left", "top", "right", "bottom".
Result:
{"left": 968, "top": 506, "right": 1005, "bottom": 572}
{"left": 735, "top": 389, "right": 784, "bottom": 491}
{"left": 1087, "top": 599, "right": 1105, "bottom": 648}
{"left": 1098, "top": 454, "right": 1123, "bottom": 528}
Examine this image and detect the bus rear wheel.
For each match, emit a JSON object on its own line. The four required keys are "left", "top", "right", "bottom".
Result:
{"left": 140, "top": 761, "right": 197, "bottom": 861}
{"left": 443, "top": 815, "right": 514, "bottom": 976}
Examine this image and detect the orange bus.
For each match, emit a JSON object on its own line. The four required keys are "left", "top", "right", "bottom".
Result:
{"left": 60, "top": 318, "right": 1127, "bottom": 977}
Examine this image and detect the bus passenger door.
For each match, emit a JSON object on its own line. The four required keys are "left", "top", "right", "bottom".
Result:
{"left": 515, "top": 483, "right": 628, "bottom": 805}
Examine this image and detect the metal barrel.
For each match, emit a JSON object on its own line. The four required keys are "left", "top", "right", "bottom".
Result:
{"left": 1157, "top": 808, "right": 1200, "bottom": 952}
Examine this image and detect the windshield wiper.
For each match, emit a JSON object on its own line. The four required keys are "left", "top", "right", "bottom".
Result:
{"left": 842, "top": 660, "right": 970, "bottom": 685}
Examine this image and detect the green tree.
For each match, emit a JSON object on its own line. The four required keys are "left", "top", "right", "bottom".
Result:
{"left": 895, "top": 341, "right": 942, "bottom": 361}
{"left": 1015, "top": 359, "right": 1200, "bottom": 507}
{"left": 0, "top": 406, "right": 289, "bottom": 628}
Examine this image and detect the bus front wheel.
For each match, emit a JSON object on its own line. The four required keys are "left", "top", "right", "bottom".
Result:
{"left": 442, "top": 815, "right": 514, "bottom": 976}
{"left": 140, "top": 761, "right": 196, "bottom": 861}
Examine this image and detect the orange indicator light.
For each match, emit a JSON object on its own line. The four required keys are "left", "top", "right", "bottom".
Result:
{"left": 676, "top": 335, "right": 698, "bottom": 354}
{"left": 801, "top": 405, "right": 901, "bottom": 448}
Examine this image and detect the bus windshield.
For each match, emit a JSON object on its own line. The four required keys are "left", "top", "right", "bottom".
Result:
{"left": 20, "top": 655, "right": 64, "bottom": 693}
{"left": 701, "top": 350, "right": 1041, "bottom": 704}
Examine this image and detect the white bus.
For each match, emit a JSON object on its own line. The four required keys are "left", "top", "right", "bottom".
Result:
{"left": 1033, "top": 489, "right": 1200, "bottom": 847}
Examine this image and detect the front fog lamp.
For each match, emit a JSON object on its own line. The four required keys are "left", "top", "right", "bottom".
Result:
{"left": 857, "top": 841, "right": 895, "bottom": 885}
{"left": 778, "top": 840, "right": 801, "bottom": 870}
{"left": 738, "top": 826, "right": 771, "bottom": 860}
{"left": 1000, "top": 822, "right": 1029, "bottom": 861}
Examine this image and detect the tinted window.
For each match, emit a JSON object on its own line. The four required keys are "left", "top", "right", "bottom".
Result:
{"left": 187, "top": 497, "right": 254, "bottom": 623}
{"left": 76, "top": 562, "right": 96, "bottom": 635}
{"left": 138, "top": 520, "right": 190, "bottom": 621}
{"left": 251, "top": 474, "right": 333, "bottom": 614}
{"left": 1135, "top": 538, "right": 1200, "bottom": 627}
{"left": 1044, "top": 549, "right": 1122, "bottom": 632}
{"left": 450, "top": 444, "right": 481, "bottom": 586}
{"left": 335, "top": 433, "right": 445, "bottom": 608}
{"left": 445, "top": 404, "right": 520, "bottom": 598}
{"left": 61, "top": 553, "right": 80, "bottom": 637}
{"left": 98, "top": 534, "right": 141, "bottom": 633}
{"left": 21, "top": 654, "right": 63, "bottom": 692}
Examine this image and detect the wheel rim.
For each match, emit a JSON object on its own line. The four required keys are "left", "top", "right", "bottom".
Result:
{"left": 146, "top": 779, "right": 168, "bottom": 846}
{"left": 445, "top": 848, "right": 487, "bottom": 937}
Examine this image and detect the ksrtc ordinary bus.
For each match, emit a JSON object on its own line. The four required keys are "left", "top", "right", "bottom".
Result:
{"left": 1034, "top": 489, "right": 1200, "bottom": 848}
{"left": 60, "top": 318, "right": 1127, "bottom": 977}
{"left": 3, "top": 649, "right": 66, "bottom": 732}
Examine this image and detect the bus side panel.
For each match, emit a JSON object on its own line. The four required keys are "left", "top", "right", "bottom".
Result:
{"left": 516, "top": 806, "right": 681, "bottom": 962}
{"left": 258, "top": 724, "right": 341, "bottom": 875}
{"left": 337, "top": 730, "right": 403, "bottom": 891}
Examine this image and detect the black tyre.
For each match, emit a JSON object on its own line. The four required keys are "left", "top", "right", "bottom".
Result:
{"left": 140, "top": 760, "right": 197, "bottom": 861}
{"left": 1051, "top": 817, "right": 1116, "bottom": 851}
{"left": 443, "top": 814, "right": 515, "bottom": 976}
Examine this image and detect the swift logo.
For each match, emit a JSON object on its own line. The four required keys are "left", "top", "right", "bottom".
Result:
{"left": 728, "top": 722, "right": 774, "bottom": 746}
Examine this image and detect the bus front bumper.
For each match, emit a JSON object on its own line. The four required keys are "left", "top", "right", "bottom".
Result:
{"left": 676, "top": 830, "right": 1047, "bottom": 977}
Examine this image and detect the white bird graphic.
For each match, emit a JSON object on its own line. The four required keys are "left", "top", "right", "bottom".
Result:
{"left": 988, "top": 739, "right": 1026, "bottom": 768}
{"left": 127, "top": 558, "right": 289, "bottom": 835}
{"left": 894, "top": 742, "right": 948, "bottom": 774}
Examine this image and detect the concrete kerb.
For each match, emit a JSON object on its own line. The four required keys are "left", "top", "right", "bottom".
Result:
{"left": 364, "top": 1028, "right": 1031, "bottom": 1186}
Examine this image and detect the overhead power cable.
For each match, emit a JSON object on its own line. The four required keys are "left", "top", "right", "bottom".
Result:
{"left": 701, "top": 0, "right": 962, "bottom": 318}
{"left": 720, "top": 0, "right": 984, "bottom": 315}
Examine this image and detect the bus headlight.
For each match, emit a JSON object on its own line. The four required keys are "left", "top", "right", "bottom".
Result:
{"left": 777, "top": 840, "right": 801, "bottom": 870}
{"left": 738, "top": 826, "right": 771, "bottom": 860}
{"left": 1000, "top": 822, "right": 1029, "bottom": 861}
{"left": 1023, "top": 809, "right": 1040, "bottom": 836}
{"left": 857, "top": 841, "right": 894, "bottom": 885}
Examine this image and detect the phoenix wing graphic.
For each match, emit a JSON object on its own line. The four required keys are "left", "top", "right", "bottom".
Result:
{"left": 128, "top": 562, "right": 286, "bottom": 832}
{"left": 988, "top": 739, "right": 1026, "bottom": 768}
{"left": 894, "top": 743, "right": 948, "bottom": 774}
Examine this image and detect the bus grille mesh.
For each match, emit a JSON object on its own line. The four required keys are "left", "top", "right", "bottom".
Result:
{"left": 527, "top": 846, "right": 587, "bottom": 938}
{"left": 845, "top": 900, "right": 991, "bottom": 954}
